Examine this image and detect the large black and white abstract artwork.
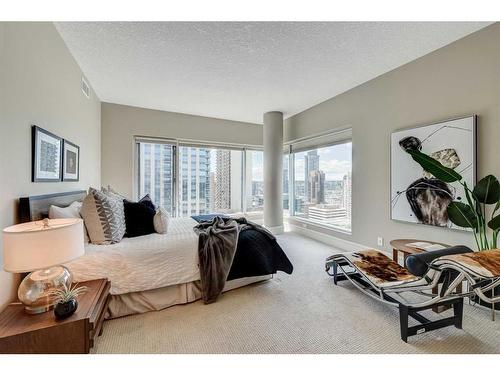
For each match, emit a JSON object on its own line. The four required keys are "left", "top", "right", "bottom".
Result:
{"left": 391, "top": 116, "right": 476, "bottom": 230}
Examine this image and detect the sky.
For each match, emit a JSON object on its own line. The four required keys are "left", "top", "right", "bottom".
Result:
{"left": 207, "top": 142, "right": 351, "bottom": 182}
{"left": 295, "top": 142, "right": 352, "bottom": 181}
{"left": 251, "top": 143, "right": 352, "bottom": 182}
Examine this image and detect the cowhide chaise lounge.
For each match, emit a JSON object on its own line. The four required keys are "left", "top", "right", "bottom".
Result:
{"left": 325, "top": 246, "right": 500, "bottom": 342}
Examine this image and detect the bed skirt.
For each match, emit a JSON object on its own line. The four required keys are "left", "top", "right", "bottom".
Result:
{"left": 105, "top": 275, "right": 272, "bottom": 319}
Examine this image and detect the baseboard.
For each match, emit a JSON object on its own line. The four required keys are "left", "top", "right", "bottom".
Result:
{"left": 288, "top": 223, "right": 371, "bottom": 252}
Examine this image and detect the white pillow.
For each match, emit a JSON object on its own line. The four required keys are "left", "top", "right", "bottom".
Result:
{"left": 49, "top": 201, "right": 89, "bottom": 243}
{"left": 153, "top": 207, "right": 169, "bottom": 234}
{"left": 49, "top": 201, "right": 82, "bottom": 219}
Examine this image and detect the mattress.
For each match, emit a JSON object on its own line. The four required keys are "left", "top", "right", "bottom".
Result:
{"left": 65, "top": 217, "right": 200, "bottom": 295}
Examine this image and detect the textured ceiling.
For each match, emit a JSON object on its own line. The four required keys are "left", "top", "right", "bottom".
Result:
{"left": 55, "top": 22, "right": 490, "bottom": 124}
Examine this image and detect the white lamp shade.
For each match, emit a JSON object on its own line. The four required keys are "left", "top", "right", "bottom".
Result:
{"left": 3, "top": 218, "right": 85, "bottom": 273}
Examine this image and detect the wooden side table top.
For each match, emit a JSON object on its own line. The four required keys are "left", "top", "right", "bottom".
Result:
{"left": 390, "top": 239, "right": 458, "bottom": 314}
{"left": 0, "top": 278, "right": 110, "bottom": 354}
{"left": 390, "top": 238, "right": 450, "bottom": 256}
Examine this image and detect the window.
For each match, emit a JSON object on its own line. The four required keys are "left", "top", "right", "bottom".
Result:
{"left": 292, "top": 142, "right": 352, "bottom": 232}
{"left": 283, "top": 153, "right": 290, "bottom": 216}
{"left": 245, "top": 150, "right": 264, "bottom": 212}
{"left": 138, "top": 142, "right": 174, "bottom": 213}
{"left": 137, "top": 139, "right": 254, "bottom": 217}
{"left": 178, "top": 146, "right": 243, "bottom": 216}
{"left": 137, "top": 137, "right": 351, "bottom": 230}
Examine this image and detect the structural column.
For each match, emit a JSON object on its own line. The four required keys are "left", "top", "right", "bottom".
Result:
{"left": 263, "top": 111, "right": 283, "bottom": 233}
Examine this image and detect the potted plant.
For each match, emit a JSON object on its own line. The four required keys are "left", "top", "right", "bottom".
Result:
{"left": 404, "top": 147, "right": 500, "bottom": 309}
{"left": 50, "top": 283, "right": 89, "bottom": 319}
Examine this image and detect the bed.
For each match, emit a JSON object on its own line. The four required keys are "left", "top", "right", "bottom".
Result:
{"left": 19, "top": 191, "right": 292, "bottom": 318}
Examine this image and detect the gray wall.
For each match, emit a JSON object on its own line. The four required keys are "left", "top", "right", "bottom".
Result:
{"left": 101, "top": 102, "right": 262, "bottom": 199}
{"left": 284, "top": 23, "right": 500, "bottom": 250}
{"left": 0, "top": 22, "right": 101, "bottom": 310}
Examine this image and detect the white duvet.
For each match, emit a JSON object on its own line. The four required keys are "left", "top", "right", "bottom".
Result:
{"left": 65, "top": 217, "right": 201, "bottom": 295}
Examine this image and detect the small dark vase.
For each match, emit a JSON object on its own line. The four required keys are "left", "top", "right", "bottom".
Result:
{"left": 54, "top": 299, "right": 78, "bottom": 320}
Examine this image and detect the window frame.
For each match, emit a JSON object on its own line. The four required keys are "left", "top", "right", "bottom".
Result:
{"left": 285, "top": 129, "right": 352, "bottom": 234}
{"left": 135, "top": 131, "right": 351, "bottom": 231}
{"left": 134, "top": 136, "right": 263, "bottom": 217}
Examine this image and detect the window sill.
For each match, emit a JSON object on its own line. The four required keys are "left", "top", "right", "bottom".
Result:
{"left": 286, "top": 216, "right": 352, "bottom": 236}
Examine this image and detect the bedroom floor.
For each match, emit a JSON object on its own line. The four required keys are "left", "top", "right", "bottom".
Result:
{"left": 92, "top": 233, "right": 500, "bottom": 354}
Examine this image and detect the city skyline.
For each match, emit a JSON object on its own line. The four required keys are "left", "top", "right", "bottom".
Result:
{"left": 293, "top": 143, "right": 352, "bottom": 231}
{"left": 139, "top": 143, "right": 264, "bottom": 216}
{"left": 294, "top": 142, "right": 352, "bottom": 181}
{"left": 138, "top": 141, "right": 351, "bottom": 231}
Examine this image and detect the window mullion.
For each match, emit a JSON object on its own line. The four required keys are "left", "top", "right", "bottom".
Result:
{"left": 242, "top": 149, "right": 247, "bottom": 215}
{"left": 289, "top": 151, "right": 295, "bottom": 216}
{"left": 174, "top": 142, "right": 180, "bottom": 218}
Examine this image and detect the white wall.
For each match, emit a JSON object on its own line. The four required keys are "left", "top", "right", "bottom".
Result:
{"left": 284, "top": 23, "right": 500, "bottom": 251}
{"left": 0, "top": 22, "right": 101, "bottom": 311}
{"left": 101, "top": 102, "right": 262, "bottom": 199}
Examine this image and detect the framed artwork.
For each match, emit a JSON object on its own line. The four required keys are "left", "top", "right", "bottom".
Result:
{"left": 391, "top": 115, "right": 476, "bottom": 230}
{"left": 62, "top": 139, "right": 80, "bottom": 181}
{"left": 32, "top": 126, "right": 62, "bottom": 182}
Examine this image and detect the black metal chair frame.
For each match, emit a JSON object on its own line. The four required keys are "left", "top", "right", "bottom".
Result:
{"left": 328, "top": 257, "right": 470, "bottom": 342}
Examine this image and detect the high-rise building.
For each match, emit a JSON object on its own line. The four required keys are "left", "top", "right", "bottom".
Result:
{"left": 283, "top": 156, "right": 289, "bottom": 209}
{"left": 308, "top": 205, "right": 347, "bottom": 221}
{"left": 294, "top": 180, "right": 305, "bottom": 200}
{"left": 304, "top": 150, "right": 319, "bottom": 199}
{"left": 343, "top": 171, "right": 352, "bottom": 219}
{"left": 138, "top": 145, "right": 253, "bottom": 217}
{"left": 213, "top": 149, "right": 231, "bottom": 210}
{"left": 179, "top": 147, "right": 211, "bottom": 216}
{"left": 308, "top": 170, "right": 325, "bottom": 204}
{"left": 209, "top": 171, "right": 216, "bottom": 211}
{"left": 139, "top": 143, "right": 174, "bottom": 213}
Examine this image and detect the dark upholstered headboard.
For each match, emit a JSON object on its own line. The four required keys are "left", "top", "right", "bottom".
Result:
{"left": 19, "top": 190, "right": 87, "bottom": 223}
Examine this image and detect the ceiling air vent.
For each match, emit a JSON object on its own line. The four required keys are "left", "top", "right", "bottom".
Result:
{"left": 81, "top": 76, "right": 90, "bottom": 99}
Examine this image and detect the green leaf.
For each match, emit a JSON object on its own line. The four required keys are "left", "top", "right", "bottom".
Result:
{"left": 463, "top": 181, "right": 481, "bottom": 216}
{"left": 488, "top": 214, "right": 500, "bottom": 231}
{"left": 462, "top": 182, "right": 481, "bottom": 231}
{"left": 473, "top": 175, "right": 500, "bottom": 204}
{"left": 447, "top": 201, "right": 478, "bottom": 228}
{"left": 406, "top": 150, "right": 462, "bottom": 183}
{"left": 494, "top": 201, "right": 500, "bottom": 215}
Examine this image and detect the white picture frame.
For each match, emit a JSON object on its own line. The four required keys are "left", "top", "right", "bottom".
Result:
{"left": 390, "top": 115, "right": 477, "bottom": 230}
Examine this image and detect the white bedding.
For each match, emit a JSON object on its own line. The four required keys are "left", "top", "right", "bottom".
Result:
{"left": 65, "top": 217, "right": 200, "bottom": 295}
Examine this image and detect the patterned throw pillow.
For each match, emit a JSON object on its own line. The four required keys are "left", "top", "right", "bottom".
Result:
{"left": 80, "top": 187, "right": 126, "bottom": 244}
{"left": 101, "top": 185, "right": 127, "bottom": 199}
{"left": 101, "top": 187, "right": 127, "bottom": 235}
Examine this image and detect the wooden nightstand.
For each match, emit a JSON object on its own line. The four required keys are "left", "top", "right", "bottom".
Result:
{"left": 0, "top": 278, "right": 110, "bottom": 354}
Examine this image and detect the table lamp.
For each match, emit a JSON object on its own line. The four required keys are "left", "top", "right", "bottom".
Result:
{"left": 2, "top": 218, "right": 85, "bottom": 314}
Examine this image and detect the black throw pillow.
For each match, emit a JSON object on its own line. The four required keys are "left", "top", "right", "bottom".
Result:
{"left": 123, "top": 196, "right": 156, "bottom": 237}
{"left": 138, "top": 194, "right": 156, "bottom": 211}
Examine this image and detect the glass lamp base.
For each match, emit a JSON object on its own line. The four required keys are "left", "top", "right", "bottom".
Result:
{"left": 18, "top": 266, "right": 72, "bottom": 314}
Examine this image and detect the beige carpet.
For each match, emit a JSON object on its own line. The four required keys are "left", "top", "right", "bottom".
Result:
{"left": 93, "top": 233, "right": 500, "bottom": 354}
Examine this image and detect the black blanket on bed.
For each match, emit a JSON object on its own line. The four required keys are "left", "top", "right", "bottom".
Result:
{"left": 191, "top": 215, "right": 293, "bottom": 280}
